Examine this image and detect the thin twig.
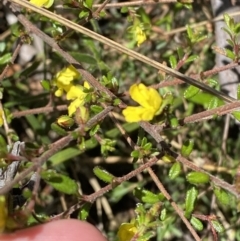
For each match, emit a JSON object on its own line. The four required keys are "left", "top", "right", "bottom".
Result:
{"left": 12, "top": 105, "right": 68, "bottom": 118}
{"left": 92, "top": 0, "right": 177, "bottom": 9}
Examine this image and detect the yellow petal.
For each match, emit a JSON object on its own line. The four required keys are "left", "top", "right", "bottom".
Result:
{"left": 148, "top": 87, "right": 162, "bottom": 111}
{"left": 68, "top": 98, "right": 84, "bottom": 116}
{"left": 135, "top": 26, "right": 146, "bottom": 47}
{"left": 66, "top": 85, "right": 85, "bottom": 100}
{"left": 122, "top": 106, "right": 155, "bottom": 122}
{"left": 117, "top": 223, "right": 137, "bottom": 241}
{"left": 43, "top": 0, "right": 54, "bottom": 8}
{"left": 83, "top": 81, "right": 91, "bottom": 89}
{"left": 54, "top": 88, "right": 63, "bottom": 97}
{"left": 30, "top": 0, "right": 53, "bottom": 8}
{"left": 55, "top": 65, "right": 80, "bottom": 86}
{"left": 130, "top": 84, "right": 149, "bottom": 108}
{"left": 129, "top": 83, "right": 162, "bottom": 112}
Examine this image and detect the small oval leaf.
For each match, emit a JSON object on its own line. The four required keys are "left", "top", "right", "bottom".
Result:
{"left": 0, "top": 53, "right": 11, "bottom": 65}
{"left": 185, "top": 187, "right": 198, "bottom": 219}
{"left": 169, "top": 162, "right": 181, "bottom": 180}
{"left": 185, "top": 54, "right": 199, "bottom": 63}
{"left": 41, "top": 170, "right": 78, "bottom": 195}
{"left": 186, "top": 172, "right": 210, "bottom": 185}
{"left": 181, "top": 139, "right": 194, "bottom": 157}
{"left": 214, "top": 188, "right": 231, "bottom": 206}
{"left": 232, "top": 111, "right": 240, "bottom": 121}
{"left": 41, "top": 80, "right": 51, "bottom": 91}
{"left": 184, "top": 86, "right": 200, "bottom": 99}
{"left": 169, "top": 55, "right": 177, "bottom": 69}
{"left": 211, "top": 220, "right": 224, "bottom": 233}
{"left": 78, "top": 203, "right": 91, "bottom": 220}
{"left": 190, "top": 216, "right": 204, "bottom": 231}
{"left": 133, "top": 187, "right": 164, "bottom": 204}
{"left": 208, "top": 97, "right": 220, "bottom": 110}
{"left": 51, "top": 123, "right": 68, "bottom": 136}
{"left": 93, "top": 166, "right": 115, "bottom": 183}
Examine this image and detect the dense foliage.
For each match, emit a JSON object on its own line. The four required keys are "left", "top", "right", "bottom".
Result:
{"left": 0, "top": 0, "right": 240, "bottom": 240}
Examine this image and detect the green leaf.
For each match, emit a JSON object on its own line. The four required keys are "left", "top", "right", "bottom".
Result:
{"left": 0, "top": 53, "right": 11, "bottom": 65}
{"left": 186, "top": 25, "right": 194, "bottom": 41}
{"left": 225, "top": 48, "right": 235, "bottom": 60}
{"left": 69, "top": 52, "right": 96, "bottom": 65}
{"left": 93, "top": 166, "right": 115, "bottom": 183}
{"left": 85, "top": 0, "right": 93, "bottom": 8}
{"left": 131, "top": 150, "right": 140, "bottom": 158}
{"left": 177, "top": 47, "right": 184, "bottom": 59}
{"left": 162, "top": 155, "right": 176, "bottom": 163}
{"left": 113, "top": 98, "right": 121, "bottom": 106}
{"left": 51, "top": 123, "right": 68, "bottom": 136}
{"left": 169, "top": 114, "right": 179, "bottom": 128}
{"left": 90, "top": 105, "right": 103, "bottom": 113}
{"left": 190, "top": 216, "right": 203, "bottom": 231}
{"left": 48, "top": 139, "right": 98, "bottom": 166}
{"left": 143, "top": 142, "right": 152, "bottom": 151}
{"left": 109, "top": 182, "right": 135, "bottom": 203}
{"left": 78, "top": 203, "right": 91, "bottom": 220}
{"left": 184, "top": 86, "right": 200, "bottom": 99}
{"left": 120, "top": 6, "right": 128, "bottom": 13}
{"left": 79, "top": 9, "right": 90, "bottom": 19}
{"left": 41, "top": 170, "right": 78, "bottom": 195}
{"left": 89, "top": 124, "right": 100, "bottom": 136}
{"left": 185, "top": 54, "right": 199, "bottom": 63}
{"left": 0, "top": 42, "right": 6, "bottom": 52}
{"left": 160, "top": 208, "right": 167, "bottom": 221}
{"left": 181, "top": 139, "right": 194, "bottom": 157}
{"left": 133, "top": 187, "right": 164, "bottom": 204}
{"left": 169, "top": 55, "right": 177, "bottom": 69}
{"left": 214, "top": 188, "right": 231, "bottom": 206}
{"left": 234, "top": 22, "right": 240, "bottom": 34}
{"left": 207, "top": 97, "right": 220, "bottom": 110}
{"left": 141, "top": 137, "right": 148, "bottom": 147}
{"left": 211, "top": 220, "right": 224, "bottom": 233}
{"left": 169, "top": 162, "right": 181, "bottom": 180}
{"left": 186, "top": 172, "right": 210, "bottom": 185}
{"left": 207, "top": 78, "right": 218, "bottom": 88}
{"left": 223, "top": 13, "right": 234, "bottom": 32}
{"left": 156, "top": 92, "right": 173, "bottom": 115}
{"left": 185, "top": 187, "right": 198, "bottom": 219}
{"left": 40, "top": 80, "right": 51, "bottom": 91}
{"left": 232, "top": 111, "right": 240, "bottom": 121}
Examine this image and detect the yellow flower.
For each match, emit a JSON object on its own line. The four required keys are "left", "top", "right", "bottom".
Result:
{"left": 29, "top": 0, "right": 54, "bottom": 8}
{"left": 53, "top": 65, "right": 80, "bottom": 97}
{"left": 122, "top": 83, "right": 162, "bottom": 123}
{"left": 66, "top": 82, "right": 91, "bottom": 116}
{"left": 135, "top": 26, "right": 146, "bottom": 47}
{"left": 67, "top": 86, "right": 85, "bottom": 116}
{"left": 117, "top": 223, "right": 138, "bottom": 241}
